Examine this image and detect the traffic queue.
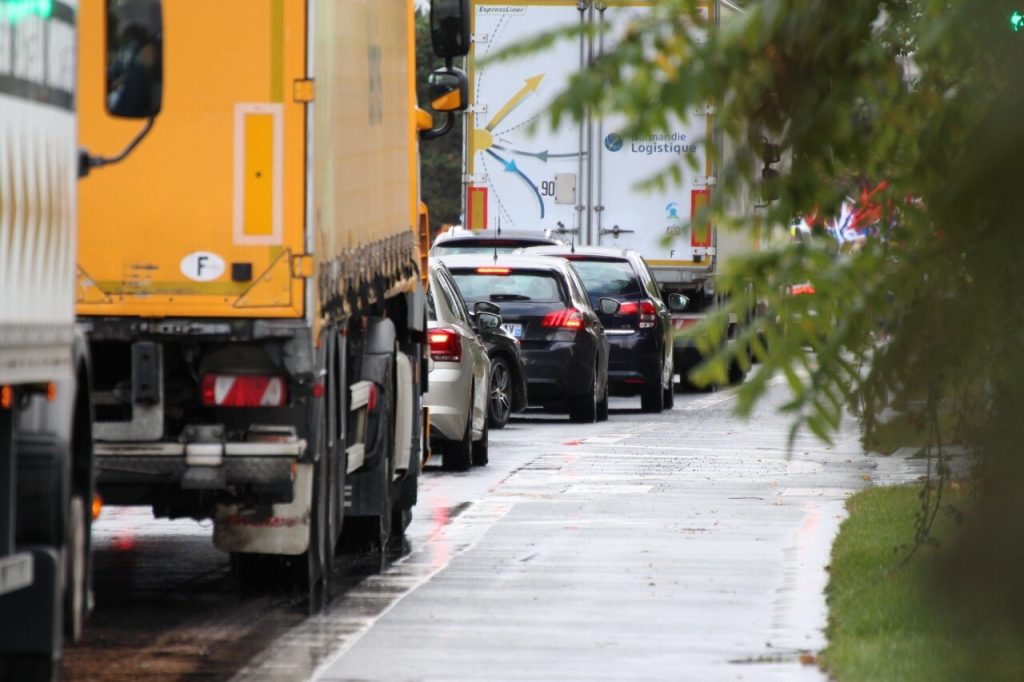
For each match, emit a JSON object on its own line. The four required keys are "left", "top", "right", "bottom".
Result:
{"left": 424, "top": 228, "right": 706, "bottom": 471}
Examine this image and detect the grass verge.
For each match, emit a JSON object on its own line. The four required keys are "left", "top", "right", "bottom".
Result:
{"left": 822, "top": 484, "right": 1024, "bottom": 681}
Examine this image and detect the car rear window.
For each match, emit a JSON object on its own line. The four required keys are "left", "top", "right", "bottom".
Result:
{"left": 433, "top": 239, "right": 551, "bottom": 256}
{"left": 566, "top": 258, "right": 642, "bottom": 299}
{"left": 452, "top": 270, "right": 565, "bottom": 305}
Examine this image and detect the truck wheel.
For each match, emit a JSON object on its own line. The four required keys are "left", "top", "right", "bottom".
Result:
{"left": 569, "top": 369, "right": 598, "bottom": 423}
{"left": 64, "top": 495, "right": 87, "bottom": 642}
{"left": 444, "top": 403, "right": 474, "bottom": 472}
{"left": 471, "top": 417, "right": 489, "bottom": 466}
{"left": 487, "top": 357, "right": 512, "bottom": 429}
{"left": 300, "top": 456, "right": 329, "bottom": 594}
{"left": 340, "top": 347, "right": 396, "bottom": 553}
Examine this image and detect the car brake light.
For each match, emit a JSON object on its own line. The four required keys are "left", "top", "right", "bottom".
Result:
{"left": 541, "top": 308, "right": 584, "bottom": 329}
{"left": 617, "top": 299, "right": 657, "bottom": 329}
{"left": 428, "top": 328, "right": 463, "bottom": 362}
{"left": 201, "top": 374, "right": 288, "bottom": 407}
{"left": 476, "top": 267, "right": 510, "bottom": 275}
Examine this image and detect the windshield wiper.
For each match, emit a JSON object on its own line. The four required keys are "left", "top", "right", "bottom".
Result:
{"left": 490, "top": 294, "right": 531, "bottom": 301}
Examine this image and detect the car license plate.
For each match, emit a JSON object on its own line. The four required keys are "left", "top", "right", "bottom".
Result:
{"left": 501, "top": 323, "right": 523, "bottom": 339}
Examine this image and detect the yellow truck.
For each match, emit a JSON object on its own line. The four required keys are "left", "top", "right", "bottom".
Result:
{"left": 76, "top": 0, "right": 469, "bottom": 590}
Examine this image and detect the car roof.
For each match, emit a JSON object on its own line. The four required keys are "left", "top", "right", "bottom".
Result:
{"left": 435, "top": 253, "right": 575, "bottom": 275}
{"left": 516, "top": 244, "right": 638, "bottom": 260}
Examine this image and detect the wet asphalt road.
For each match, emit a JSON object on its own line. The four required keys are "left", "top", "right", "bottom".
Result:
{"left": 65, "top": 380, "right": 890, "bottom": 681}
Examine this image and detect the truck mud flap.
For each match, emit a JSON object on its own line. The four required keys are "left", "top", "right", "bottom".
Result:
{"left": 212, "top": 463, "right": 313, "bottom": 555}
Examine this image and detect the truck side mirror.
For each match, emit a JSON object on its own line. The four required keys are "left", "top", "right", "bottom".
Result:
{"left": 431, "top": 0, "right": 470, "bottom": 60}
{"left": 106, "top": 0, "right": 164, "bottom": 119}
{"left": 428, "top": 67, "right": 468, "bottom": 113}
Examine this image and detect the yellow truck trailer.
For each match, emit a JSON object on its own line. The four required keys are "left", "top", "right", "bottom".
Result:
{"left": 76, "top": 0, "right": 469, "bottom": 590}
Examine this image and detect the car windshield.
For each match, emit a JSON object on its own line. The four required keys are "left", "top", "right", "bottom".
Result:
{"left": 566, "top": 258, "right": 641, "bottom": 299}
{"left": 452, "top": 270, "right": 563, "bottom": 304}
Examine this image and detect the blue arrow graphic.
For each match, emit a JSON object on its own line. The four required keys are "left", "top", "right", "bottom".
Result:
{"left": 493, "top": 144, "right": 584, "bottom": 163}
{"left": 486, "top": 150, "right": 544, "bottom": 219}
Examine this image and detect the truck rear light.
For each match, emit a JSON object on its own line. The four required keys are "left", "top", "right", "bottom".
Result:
{"left": 201, "top": 374, "right": 288, "bottom": 407}
{"left": 617, "top": 299, "right": 657, "bottom": 328}
{"left": 428, "top": 328, "right": 462, "bottom": 362}
{"left": 541, "top": 308, "right": 584, "bottom": 329}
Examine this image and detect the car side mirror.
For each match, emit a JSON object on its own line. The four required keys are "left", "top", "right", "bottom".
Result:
{"left": 474, "top": 301, "right": 501, "bottom": 315}
{"left": 106, "top": 0, "right": 163, "bottom": 119}
{"left": 666, "top": 293, "right": 689, "bottom": 313}
{"left": 477, "top": 312, "right": 501, "bottom": 331}
{"left": 598, "top": 298, "right": 621, "bottom": 315}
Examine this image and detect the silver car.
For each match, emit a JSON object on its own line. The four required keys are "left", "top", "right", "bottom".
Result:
{"left": 425, "top": 259, "right": 492, "bottom": 470}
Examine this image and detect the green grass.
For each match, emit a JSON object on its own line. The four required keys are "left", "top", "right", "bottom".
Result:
{"left": 822, "top": 485, "right": 1024, "bottom": 682}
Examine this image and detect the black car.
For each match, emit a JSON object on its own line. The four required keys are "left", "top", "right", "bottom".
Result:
{"left": 439, "top": 254, "right": 613, "bottom": 423}
{"left": 470, "top": 301, "right": 528, "bottom": 429}
{"left": 430, "top": 227, "right": 561, "bottom": 256}
{"left": 520, "top": 245, "right": 686, "bottom": 413}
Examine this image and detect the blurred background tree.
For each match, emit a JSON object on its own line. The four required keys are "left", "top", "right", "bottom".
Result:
{"left": 502, "top": 0, "right": 1024, "bottom": 631}
{"left": 416, "top": 9, "right": 463, "bottom": 234}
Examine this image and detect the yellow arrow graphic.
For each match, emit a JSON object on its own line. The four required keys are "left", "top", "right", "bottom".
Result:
{"left": 485, "top": 74, "right": 544, "bottom": 132}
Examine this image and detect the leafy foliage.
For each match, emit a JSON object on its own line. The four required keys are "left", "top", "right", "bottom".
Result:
{"left": 497, "top": 0, "right": 1024, "bottom": 617}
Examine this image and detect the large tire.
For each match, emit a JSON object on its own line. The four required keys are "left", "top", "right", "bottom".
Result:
{"left": 443, "top": 399, "right": 474, "bottom": 472}
{"left": 301, "top": 456, "right": 328, "bottom": 593}
{"left": 487, "top": 356, "right": 513, "bottom": 429}
{"left": 663, "top": 382, "right": 675, "bottom": 409}
{"left": 63, "top": 495, "right": 87, "bottom": 642}
{"left": 597, "top": 381, "right": 609, "bottom": 422}
{"left": 569, "top": 369, "right": 598, "bottom": 423}
{"left": 472, "top": 416, "right": 489, "bottom": 466}
{"left": 641, "top": 366, "right": 665, "bottom": 413}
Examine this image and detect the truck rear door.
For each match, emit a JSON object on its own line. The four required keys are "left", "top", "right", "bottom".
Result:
{"left": 465, "top": 1, "right": 585, "bottom": 237}
{"left": 592, "top": 2, "right": 714, "bottom": 268}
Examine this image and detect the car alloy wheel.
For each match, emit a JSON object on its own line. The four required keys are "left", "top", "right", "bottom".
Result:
{"left": 488, "top": 356, "right": 512, "bottom": 429}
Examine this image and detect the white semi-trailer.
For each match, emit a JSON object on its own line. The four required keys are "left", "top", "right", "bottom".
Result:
{"left": 0, "top": 1, "right": 94, "bottom": 678}
{"left": 463, "top": 0, "right": 757, "bottom": 385}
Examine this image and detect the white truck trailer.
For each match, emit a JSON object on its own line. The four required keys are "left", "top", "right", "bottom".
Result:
{"left": 463, "top": 0, "right": 756, "bottom": 385}
{"left": 0, "top": 1, "right": 94, "bottom": 677}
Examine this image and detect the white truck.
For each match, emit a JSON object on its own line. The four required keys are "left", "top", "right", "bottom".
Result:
{"left": 0, "top": 1, "right": 94, "bottom": 677}
{"left": 463, "top": 0, "right": 756, "bottom": 385}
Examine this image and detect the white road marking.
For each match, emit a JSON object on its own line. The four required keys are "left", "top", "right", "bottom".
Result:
{"left": 564, "top": 484, "right": 654, "bottom": 495}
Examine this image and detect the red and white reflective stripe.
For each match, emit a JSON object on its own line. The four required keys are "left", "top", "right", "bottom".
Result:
{"left": 201, "top": 374, "right": 288, "bottom": 407}
{"left": 671, "top": 317, "right": 700, "bottom": 331}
